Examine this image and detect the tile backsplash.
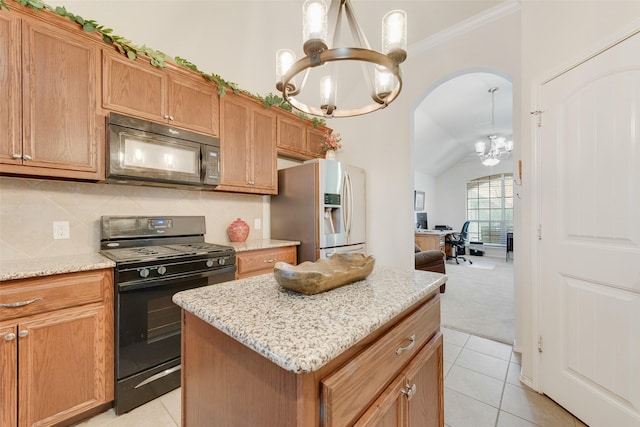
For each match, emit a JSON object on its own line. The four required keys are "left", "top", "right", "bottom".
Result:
{"left": 0, "top": 176, "right": 264, "bottom": 261}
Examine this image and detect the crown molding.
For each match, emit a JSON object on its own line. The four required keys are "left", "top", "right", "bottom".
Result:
{"left": 408, "top": 0, "right": 521, "bottom": 56}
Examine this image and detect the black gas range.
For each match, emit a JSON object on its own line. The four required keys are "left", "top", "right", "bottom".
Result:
{"left": 99, "top": 215, "right": 236, "bottom": 414}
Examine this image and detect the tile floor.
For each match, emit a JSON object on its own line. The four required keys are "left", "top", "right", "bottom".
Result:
{"left": 74, "top": 327, "right": 588, "bottom": 427}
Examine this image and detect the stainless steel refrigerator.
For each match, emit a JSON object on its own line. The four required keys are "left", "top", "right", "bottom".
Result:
{"left": 271, "top": 159, "right": 366, "bottom": 263}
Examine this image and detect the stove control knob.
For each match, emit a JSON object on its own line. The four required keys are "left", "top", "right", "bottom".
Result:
{"left": 218, "top": 257, "right": 227, "bottom": 266}
{"left": 157, "top": 266, "right": 167, "bottom": 275}
{"left": 206, "top": 259, "right": 214, "bottom": 268}
{"left": 139, "top": 268, "right": 150, "bottom": 278}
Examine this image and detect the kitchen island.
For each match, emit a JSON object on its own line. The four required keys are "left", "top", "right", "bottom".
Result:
{"left": 173, "top": 266, "right": 447, "bottom": 427}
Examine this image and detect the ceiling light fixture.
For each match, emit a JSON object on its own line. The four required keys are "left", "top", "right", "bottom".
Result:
{"left": 275, "top": 0, "right": 407, "bottom": 118}
{"left": 475, "top": 87, "right": 513, "bottom": 166}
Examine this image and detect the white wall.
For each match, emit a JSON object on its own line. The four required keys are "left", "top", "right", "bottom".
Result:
{"left": 436, "top": 158, "right": 513, "bottom": 231}
{"left": 414, "top": 171, "right": 437, "bottom": 229}
{"left": 517, "top": 0, "right": 640, "bottom": 390}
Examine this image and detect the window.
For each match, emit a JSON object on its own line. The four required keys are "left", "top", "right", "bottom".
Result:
{"left": 466, "top": 174, "right": 513, "bottom": 245}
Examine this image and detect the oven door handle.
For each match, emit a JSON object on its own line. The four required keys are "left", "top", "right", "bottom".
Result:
{"left": 134, "top": 364, "right": 181, "bottom": 389}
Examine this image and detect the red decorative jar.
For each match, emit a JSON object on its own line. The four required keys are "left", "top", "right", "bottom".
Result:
{"left": 228, "top": 218, "right": 250, "bottom": 242}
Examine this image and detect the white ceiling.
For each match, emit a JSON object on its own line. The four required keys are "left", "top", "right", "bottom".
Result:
{"left": 413, "top": 72, "right": 513, "bottom": 177}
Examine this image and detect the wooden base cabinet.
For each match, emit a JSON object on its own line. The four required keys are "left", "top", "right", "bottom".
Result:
{"left": 181, "top": 292, "right": 443, "bottom": 427}
{"left": 355, "top": 333, "right": 444, "bottom": 427}
{"left": 0, "top": 269, "right": 114, "bottom": 427}
{"left": 235, "top": 246, "right": 297, "bottom": 279}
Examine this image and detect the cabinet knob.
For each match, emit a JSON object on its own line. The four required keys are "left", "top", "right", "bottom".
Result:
{"left": 168, "top": 115, "right": 174, "bottom": 121}
{"left": 401, "top": 383, "right": 417, "bottom": 400}
{"left": 12, "top": 153, "right": 21, "bottom": 159}
{"left": 22, "top": 154, "right": 32, "bottom": 161}
{"left": 395, "top": 334, "right": 416, "bottom": 355}
{"left": 18, "top": 330, "right": 28, "bottom": 338}
{"left": 4, "top": 333, "right": 16, "bottom": 341}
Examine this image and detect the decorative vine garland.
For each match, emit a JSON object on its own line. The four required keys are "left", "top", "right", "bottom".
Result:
{"left": 1, "top": 0, "right": 326, "bottom": 127}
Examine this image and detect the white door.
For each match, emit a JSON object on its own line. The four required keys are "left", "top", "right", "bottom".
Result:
{"left": 538, "top": 31, "right": 640, "bottom": 426}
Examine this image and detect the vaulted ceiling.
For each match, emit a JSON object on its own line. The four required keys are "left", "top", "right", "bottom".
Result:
{"left": 413, "top": 73, "right": 513, "bottom": 177}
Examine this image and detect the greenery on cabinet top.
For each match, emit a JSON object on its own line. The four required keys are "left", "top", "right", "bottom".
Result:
{"left": 2, "top": 0, "right": 326, "bottom": 127}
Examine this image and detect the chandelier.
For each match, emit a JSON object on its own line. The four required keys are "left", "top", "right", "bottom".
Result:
{"left": 275, "top": 0, "right": 407, "bottom": 118}
{"left": 475, "top": 87, "right": 513, "bottom": 166}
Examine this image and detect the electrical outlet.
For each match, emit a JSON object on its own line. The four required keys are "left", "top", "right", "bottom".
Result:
{"left": 53, "top": 221, "right": 70, "bottom": 240}
{"left": 254, "top": 218, "right": 261, "bottom": 230}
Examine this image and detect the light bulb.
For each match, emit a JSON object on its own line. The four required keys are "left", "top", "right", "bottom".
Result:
{"left": 320, "top": 75, "right": 336, "bottom": 115}
{"left": 374, "top": 67, "right": 394, "bottom": 101}
{"left": 303, "top": 0, "right": 328, "bottom": 54}
{"left": 275, "top": 49, "right": 297, "bottom": 91}
{"left": 382, "top": 9, "right": 407, "bottom": 63}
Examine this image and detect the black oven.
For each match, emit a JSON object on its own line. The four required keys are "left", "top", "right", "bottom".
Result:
{"left": 99, "top": 216, "right": 236, "bottom": 415}
{"left": 115, "top": 267, "right": 234, "bottom": 414}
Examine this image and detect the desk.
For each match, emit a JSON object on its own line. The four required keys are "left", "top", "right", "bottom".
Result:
{"left": 415, "top": 231, "right": 449, "bottom": 253}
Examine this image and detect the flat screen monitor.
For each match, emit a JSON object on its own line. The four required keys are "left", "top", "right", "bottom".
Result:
{"left": 416, "top": 212, "right": 428, "bottom": 230}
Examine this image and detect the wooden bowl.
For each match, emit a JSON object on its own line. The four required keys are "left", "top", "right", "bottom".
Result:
{"left": 273, "top": 253, "right": 375, "bottom": 295}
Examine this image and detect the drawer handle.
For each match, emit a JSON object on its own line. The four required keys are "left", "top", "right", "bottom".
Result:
{"left": 263, "top": 258, "right": 277, "bottom": 263}
{"left": 401, "top": 383, "right": 417, "bottom": 401}
{"left": 0, "top": 297, "right": 43, "bottom": 308}
{"left": 395, "top": 334, "right": 416, "bottom": 355}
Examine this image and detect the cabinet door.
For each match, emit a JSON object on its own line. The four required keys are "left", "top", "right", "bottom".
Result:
{"left": 219, "top": 93, "right": 277, "bottom": 194}
{"left": 0, "top": 13, "right": 21, "bottom": 166}
{"left": 21, "top": 19, "right": 102, "bottom": 178}
{"left": 17, "top": 305, "right": 110, "bottom": 427}
{"left": 307, "top": 126, "right": 327, "bottom": 158}
{"left": 169, "top": 73, "right": 220, "bottom": 136}
{"left": 251, "top": 107, "right": 277, "bottom": 193}
{"left": 404, "top": 333, "right": 443, "bottom": 427}
{"left": 354, "top": 376, "right": 407, "bottom": 427}
{"left": 277, "top": 116, "right": 307, "bottom": 154}
{"left": 219, "top": 93, "right": 251, "bottom": 188}
{"left": 1, "top": 325, "right": 17, "bottom": 427}
{"left": 102, "top": 51, "right": 167, "bottom": 123}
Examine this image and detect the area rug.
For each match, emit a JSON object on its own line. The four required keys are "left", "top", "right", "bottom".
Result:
{"left": 440, "top": 256, "right": 514, "bottom": 345}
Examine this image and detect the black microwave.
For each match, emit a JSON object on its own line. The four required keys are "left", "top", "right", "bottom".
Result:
{"left": 106, "top": 113, "right": 220, "bottom": 189}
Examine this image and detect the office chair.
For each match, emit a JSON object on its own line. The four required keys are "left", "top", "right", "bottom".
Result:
{"left": 447, "top": 221, "right": 473, "bottom": 265}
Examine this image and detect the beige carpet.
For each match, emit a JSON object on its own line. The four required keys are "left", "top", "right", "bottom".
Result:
{"left": 440, "top": 254, "right": 514, "bottom": 345}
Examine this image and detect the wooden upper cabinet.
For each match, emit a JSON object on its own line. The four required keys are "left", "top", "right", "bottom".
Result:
{"left": 307, "top": 125, "right": 327, "bottom": 157}
{"left": 277, "top": 115, "right": 307, "bottom": 154}
{"left": 276, "top": 112, "right": 330, "bottom": 160}
{"left": 0, "top": 9, "right": 103, "bottom": 180}
{"left": 102, "top": 51, "right": 220, "bottom": 136}
{"left": 0, "top": 13, "right": 21, "bottom": 167}
{"left": 218, "top": 91, "right": 277, "bottom": 194}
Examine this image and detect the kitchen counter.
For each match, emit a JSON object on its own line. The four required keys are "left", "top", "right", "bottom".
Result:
{"left": 0, "top": 253, "right": 115, "bottom": 281}
{"left": 221, "top": 238, "right": 300, "bottom": 252}
{"left": 173, "top": 266, "right": 446, "bottom": 374}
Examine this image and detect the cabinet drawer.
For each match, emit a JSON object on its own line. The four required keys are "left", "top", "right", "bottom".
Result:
{"left": 321, "top": 294, "right": 440, "bottom": 427}
{"left": 236, "top": 246, "right": 296, "bottom": 278}
{"left": 0, "top": 270, "right": 109, "bottom": 321}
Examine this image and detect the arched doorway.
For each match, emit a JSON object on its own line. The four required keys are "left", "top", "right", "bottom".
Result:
{"left": 412, "top": 71, "right": 516, "bottom": 345}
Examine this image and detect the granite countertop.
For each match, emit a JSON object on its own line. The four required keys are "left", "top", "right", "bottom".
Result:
{"left": 0, "top": 254, "right": 115, "bottom": 281}
{"left": 173, "top": 266, "right": 446, "bottom": 374}
{"left": 221, "top": 239, "right": 300, "bottom": 252}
